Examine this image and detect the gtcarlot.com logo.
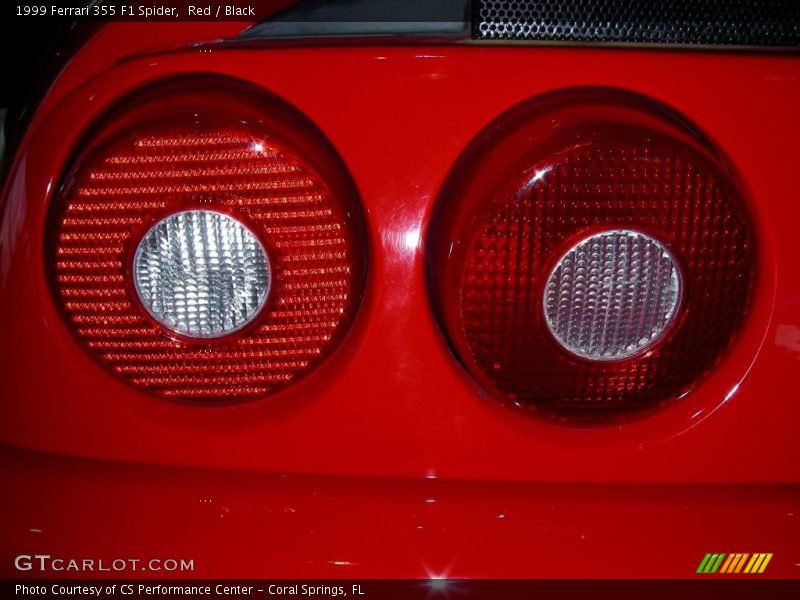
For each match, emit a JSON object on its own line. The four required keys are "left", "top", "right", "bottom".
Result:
{"left": 14, "top": 554, "right": 194, "bottom": 573}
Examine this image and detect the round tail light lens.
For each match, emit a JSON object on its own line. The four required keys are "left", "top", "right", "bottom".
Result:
{"left": 49, "top": 79, "right": 366, "bottom": 402}
{"left": 429, "top": 90, "right": 757, "bottom": 425}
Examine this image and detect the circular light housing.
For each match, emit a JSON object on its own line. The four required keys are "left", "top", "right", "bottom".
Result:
{"left": 543, "top": 229, "right": 682, "bottom": 361}
{"left": 49, "top": 79, "right": 366, "bottom": 402}
{"left": 133, "top": 210, "right": 271, "bottom": 339}
{"left": 429, "top": 89, "right": 757, "bottom": 425}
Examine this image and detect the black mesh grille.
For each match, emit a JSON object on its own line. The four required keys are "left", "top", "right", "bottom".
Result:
{"left": 474, "top": 0, "right": 800, "bottom": 46}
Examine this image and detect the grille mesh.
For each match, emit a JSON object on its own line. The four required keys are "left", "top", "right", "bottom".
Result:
{"left": 474, "top": 0, "right": 800, "bottom": 46}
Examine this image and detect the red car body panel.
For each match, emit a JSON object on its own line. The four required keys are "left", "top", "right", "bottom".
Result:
{"left": 1, "top": 20, "right": 799, "bottom": 578}
{"left": 1, "top": 445, "right": 798, "bottom": 578}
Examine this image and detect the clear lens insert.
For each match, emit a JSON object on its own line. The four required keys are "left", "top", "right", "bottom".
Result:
{"left": 133, "top": 210, "right": 271, "bottom": 339}
{"left": 543, "top": 229, "right": 681, "bottom": 361}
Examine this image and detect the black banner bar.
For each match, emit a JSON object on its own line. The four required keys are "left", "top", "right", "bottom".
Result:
{"left": 5, "top": 579, "right": 800, "bottom": 600}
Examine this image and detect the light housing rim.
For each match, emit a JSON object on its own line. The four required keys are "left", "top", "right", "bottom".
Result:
{"left": 45, "top": 75, "right": 369, "bottom": 404}
{"left": 426, "top": 86, "right": 758, "bottom": 426}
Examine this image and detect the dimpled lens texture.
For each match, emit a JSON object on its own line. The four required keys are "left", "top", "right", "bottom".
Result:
{"left": 51, "top": 87, "right": 365, "bottom": 401}
{"left": 543, "top": 230, "right": 681, "bottom": 360}
{"left": 133, "top": 210, "right": 270, "bottom": 338}
{"left": 433, "top": 104, "right": 757, "bottom": 424}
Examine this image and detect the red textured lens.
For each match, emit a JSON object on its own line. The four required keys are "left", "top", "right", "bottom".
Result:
{"left": 49, "top": 79, "right": 366, "bottom": 402}
{"left": 429, "top": 89, "right": 757, "bottom": 425}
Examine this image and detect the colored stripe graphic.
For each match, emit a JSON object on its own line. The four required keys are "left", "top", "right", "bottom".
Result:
{"left": 745, "top": 553, "right": 774, "bottom": 574}
{"left": 697, "top": 554, "right": 712, "bottom": 573}
{"left": 719, "top": 554, "right": 735, "bottom": 573}
{"left": 719, "top": 553, "right": 746, "bottom": 573}
{"left": 758, "top": 554, "right": 773, "bottom": 573}
{"left": 745, "top": 554, "right": 761, "bottom": 573}
{"left": 697, "top": 553, "right": 726, "bottom": 573}
{"left": 709, "top": 554, "right": 725, "bottom": 573}
{"left": 702, "top": 553, "right": 773, "bottom": 574}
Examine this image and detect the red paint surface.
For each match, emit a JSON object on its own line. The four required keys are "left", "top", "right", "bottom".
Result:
{"left": 1, "top": 445, "right": 798, "bottom": 578}
{"left": 1, "top": 22, "right": 799, "bottom": 578}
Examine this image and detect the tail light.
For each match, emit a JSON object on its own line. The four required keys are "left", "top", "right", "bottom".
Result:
{"left": 48, "top": 79, "right": 366, "bottom": 402}
{"left": 429, "top": 89, "right": 757, "bottom": 425}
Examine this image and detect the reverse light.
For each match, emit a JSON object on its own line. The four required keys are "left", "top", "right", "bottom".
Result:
{"left": 429, "top": 89, "right": 757, "bottom": 425}
{"left": 49, "top": 79, "right": 366, "bottom": 402}
{"left": 543, "top": 229, "right": 682, "bottom": 361}
{"left": 132, "top": 209, "right": 271, "bottom": 339}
